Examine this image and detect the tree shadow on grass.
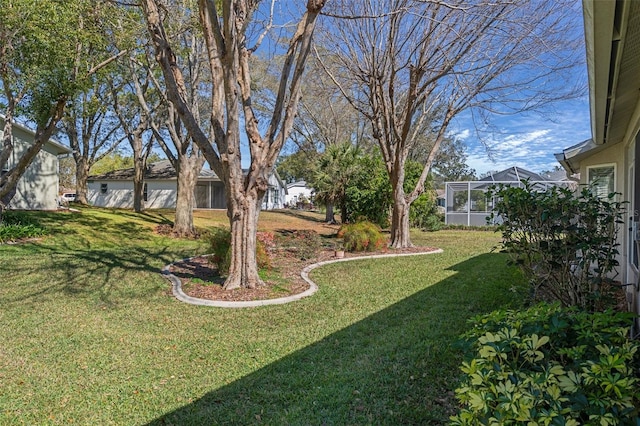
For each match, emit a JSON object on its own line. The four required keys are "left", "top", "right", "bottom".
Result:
{"left": 0, "top": 241, "right": 183, "bottom": 307}
{"left": 147, "top": 253, "right": 523, "bottom": 425}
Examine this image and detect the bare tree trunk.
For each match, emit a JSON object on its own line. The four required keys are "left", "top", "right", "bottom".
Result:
{"left": 325, "top": 202, "right": 335, "bottom": 223}
{"left": 132, "top": 148, "right": 145, "bottom": 212}
{"left": 340, "top": 202, "right": 348, "bottom": 224}
{"left": 390, "top": 186, "right": 412, "bottom": 248}
{"left": 75, "top": 157, "right": 90, "bottom": 205}
{"left": 224, "top": 185, "right": 264, "bottom": 290}
{"left": 173, "top": 155, "right": 204, "bottom": 237}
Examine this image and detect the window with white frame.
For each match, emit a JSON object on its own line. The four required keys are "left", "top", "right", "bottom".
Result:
{"left": 587, "top": 164, "right": 615, "bottom": 198}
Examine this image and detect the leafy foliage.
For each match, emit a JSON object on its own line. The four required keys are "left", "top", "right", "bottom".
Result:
{"left": 337, "top": 221, "right": 387, "bottom": 252}
{"left": 276, "top": 150, "right": 318, "bottom": 184}
{"left": 489, "top": 183, "right": 626, "bottom": 310}
{"left": 452, "top": 303, "right": 640, "bottom": 425}
{"left": 204, "top": 227, "right": 271, "bottom": 276}
{"left": 0, "top": 211, "right": 48, "bottom": 243}
{"left": 311, "top": 143, "right": 361, "bottom": 222}
{"left": 90, "top": 152, "right": 164, "bottom": 176}
{"left": 344, "top": 153, "right": 392, "bottom": 227}
{"left": 404, "top": 160, "right": 440, "bottom": 229}
{"left": 429, "top": 137, "right": 477, "bottom": 188}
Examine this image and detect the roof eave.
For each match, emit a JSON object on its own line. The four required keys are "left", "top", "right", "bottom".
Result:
{"left": 584, "top": 0, "right": 624, "bottom": 145}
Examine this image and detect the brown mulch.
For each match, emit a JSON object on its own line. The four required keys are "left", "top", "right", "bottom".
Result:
{"left": 168, "top": 245, "right": 439, "bottom": 302}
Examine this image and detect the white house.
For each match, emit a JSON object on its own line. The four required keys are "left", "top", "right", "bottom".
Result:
{"left": 285, "top": 180, "right": 314, "bottom": 206}
{"left": 1, "top": 117, "right": 71, "bottom": 210}
{"left": 87, "top": 160, "right": 287, "bottom": 210}
{"left": 555, "top": 0, "right": 640, "bottom": 326}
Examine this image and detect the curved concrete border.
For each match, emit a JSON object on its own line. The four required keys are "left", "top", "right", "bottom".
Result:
{"left": 162, "top": 248, "right": 443, "bottom": 308}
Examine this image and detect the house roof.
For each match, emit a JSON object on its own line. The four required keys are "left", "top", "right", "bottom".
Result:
{"left": 557, "top": 1, "right": 640, "bottom": 173}
{"left": 0, "top": 115, "right": 71, "bottom": 155}
{"left": 543, "top": 169, "right": 573, "bottom": 182}
{"left": 286, "top": 180, "right": 309, "bottom": 189}
{"left": 477, "top": 166, "right": 546, "bottom": 182}
{"left": 554, "top": 138, "right": 608, "bottom": 174}
{"left": 89, "top": 161, "right": 287, "bottom": 191}
{"left": 584, "top": 0, "right": 640, "bottom": 147}
{"left": 89, "top": 160, "right": 216, "bottom": 180}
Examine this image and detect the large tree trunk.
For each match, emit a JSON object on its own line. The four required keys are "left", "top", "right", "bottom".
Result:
{"left": 340, "top": 202, "right": 348, "bottom": 224}
{"left": 224, "top": 186, "right": 265, "bottom": 290}
{"left": 173, "top": 156, "right": 203, "bottom": 237}
{"left": 75, "top": 157, "right": 89, "bottom": 205}
{"left": 390, "top": 168, "right": 413, "bottom": 248}
{"left": 133, "top": 150, "right": 145, "bottom": 213}
{"left": 325, "top": 202, "right": 335, "bottom": 223}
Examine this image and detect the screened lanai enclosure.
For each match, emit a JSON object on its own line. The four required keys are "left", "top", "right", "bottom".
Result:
{"left": 444, "top": 167, "right": 576, "bottom": 226}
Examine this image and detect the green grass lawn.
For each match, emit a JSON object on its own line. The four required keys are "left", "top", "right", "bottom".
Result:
{"left": 0, "top": 207, "right": 525, "bottom": 425}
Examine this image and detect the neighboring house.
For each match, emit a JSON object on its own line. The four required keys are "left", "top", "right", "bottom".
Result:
{"left": 478, "top": 166, "right": 546, "bottom": 183}
{"left": 444, "top": 166, "right": 572, "bottom": 226}
{"left": 555, "top": 0, "right": 640, "bottom": 323}
{"left": 1, "top": 116, "right": 71, "bottom": 210}
{"left": 87, "top": 160, "right": 287, "bottom": 210}
{"left": 285, "top": 180, "right": 314, "bottom": 206}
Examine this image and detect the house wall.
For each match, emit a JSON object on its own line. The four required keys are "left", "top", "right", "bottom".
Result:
{"left": 87, "top": 176, "right": 285, "bottom": 210}
{"left": 578, "top": 108, "right": 640, "bottom": 321}
{"left": 5, "top": 128, "right": 61, "bottom": 211}
{"left": 262, "top": 174, "right": 286, "bottom": 210}
{"left": 87, "top": 180, "right": 177, "bottom": 209}
{"left": 285, "top": 185, "right": 312, "bottom": 205}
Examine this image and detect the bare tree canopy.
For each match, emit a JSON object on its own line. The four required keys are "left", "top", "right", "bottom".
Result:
{"left": 141, "top": 0, "right": 327, "bottom": 289}
{"left": 318, "top": 0, "right": 584, "bottom": 247}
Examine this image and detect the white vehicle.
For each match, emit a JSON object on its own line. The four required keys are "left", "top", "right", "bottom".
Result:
{"left": 59, "top": 192, "right": 77, "bottom": 204}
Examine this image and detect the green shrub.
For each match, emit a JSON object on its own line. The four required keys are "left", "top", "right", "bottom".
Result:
{"left": 203, "top": 227, "right": 271, "bottom": 275}
{"left": 276, "top": 229, "right": 323, "bottom": 260}
{"left": 409, "top": 193, "right": 438, "bottom": 229}
{"left": 203, "top": 227, "right": 232, "bottom": 274}
{"left": 451, "top": 303, "right": 640, "bottom": 425}
{"left": 337, "top": 221, "right": 387, "bottom": 252}
{"left": 420, "top": 213, "right": 444, "bottom": 232}
{"left": 489, "top": 183, "right": 626, "bottom": 311}
{"left": 0, "top": 212, "right": 48, "bottom": 243}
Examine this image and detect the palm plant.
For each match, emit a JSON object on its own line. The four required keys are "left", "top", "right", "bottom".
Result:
{"left": 312, "top": 142, "right": 360, "bottom": 223}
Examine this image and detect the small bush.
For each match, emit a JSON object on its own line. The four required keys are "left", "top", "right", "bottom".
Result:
{"left": 0, "top": 212, "right": 48, "bottom": 243}
{"left": 421, "top": 214, "right": 444, "bottom": 232}
{"left": 451, "top": 303, "right": 640, "bottom": 425}
{"left": 256, "top": 231, "right": 275, "bottom": 270}
{"left": 276, "top": 229, "right": 323, "bottom": 260}
{"left": 337, "top": 221, "right": 387, "bottom": 252}
{"left": 489, "top": 182, "right": 626, "bottom": 310}
{"left": 409, "top": 193, "right": 437, "bottom": 229}
{"left": 203, "top": 227, "right": 271, "bottom": 275}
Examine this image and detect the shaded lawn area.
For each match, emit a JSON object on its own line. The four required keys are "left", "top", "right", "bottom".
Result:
{"left": 0, "top": 208, "right": 525, "bottom": 425}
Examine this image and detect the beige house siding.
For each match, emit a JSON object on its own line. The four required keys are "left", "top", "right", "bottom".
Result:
{"left": 1, "top": 121, "right": 68, "bottom": 211}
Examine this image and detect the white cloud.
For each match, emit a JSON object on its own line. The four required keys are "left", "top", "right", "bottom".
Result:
{"left": 455, "top": 99, "right": 591, "bottom": 175}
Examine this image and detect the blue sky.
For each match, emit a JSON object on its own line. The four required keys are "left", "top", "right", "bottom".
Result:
{"left": 451, "top": 97, "right": 592, "bottom": 175}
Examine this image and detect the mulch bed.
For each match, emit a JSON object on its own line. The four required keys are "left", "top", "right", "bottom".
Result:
{"left": 168, "top": 246, "right": 439, "bottom": 302}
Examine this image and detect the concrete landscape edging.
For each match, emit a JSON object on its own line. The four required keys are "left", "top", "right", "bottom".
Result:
{"left": 162, "top": 248, "right": 444, "bottom": 308}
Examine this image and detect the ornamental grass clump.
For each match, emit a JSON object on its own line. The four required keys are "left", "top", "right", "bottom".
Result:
{"left": 337, "top": 221, "right": 387, "bottom": 252}
{"left": 489, "top": 182, "right": 626, "bottom": 311}
{"left": 451, "top": 303, "right": 640, "bottom": 425}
